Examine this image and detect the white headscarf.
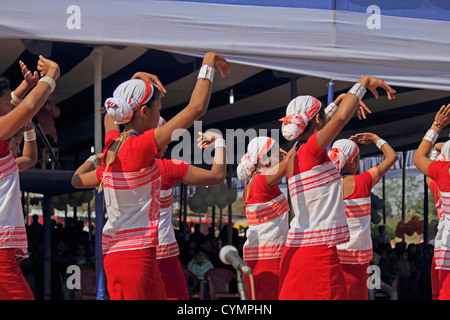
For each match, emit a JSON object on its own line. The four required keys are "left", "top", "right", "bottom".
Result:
{"left": 104, "top": 79, "right": 154, "bottom": 124}
{"left": 157, "top": 116, "right": 166, "bottom": 127}
{"left": 279, "top": 95, "right": 322, "bottom": 141}
{"left": 237, "top": 137, "right": 276, "bottom": 180}
{"left": 327, "top": 139, "right": 360, "bottom": 171}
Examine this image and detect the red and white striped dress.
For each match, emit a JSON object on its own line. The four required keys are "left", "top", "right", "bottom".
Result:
{"left": 155, "top": 158, "right": 190, "bottom": 300}
{"left": 242, "top": 171, "right": 290, "bottom": 300}
{"left": 0, "top": 140, "right": 34, "bottom": 300}
{"left": 337, "top": 170, "right": 376, "bottom": 300}
{"left": 96, "top": 129, "right": 166, "bottom": 300}
{"left": 428, "top": 161, "right": 450, "bottom": 300}
{"left": 278, "top": 132, "right": 350, "bottom": 300}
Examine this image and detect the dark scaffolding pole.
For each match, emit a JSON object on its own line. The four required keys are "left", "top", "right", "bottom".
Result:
{"left": 423, "top": 175, "right": 430, "bottom": 299}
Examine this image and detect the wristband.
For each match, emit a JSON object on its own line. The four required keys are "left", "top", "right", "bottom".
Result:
{"left": 376, "top": 139, "right": 387, "bottom": 150}
{"left": 86, "top": 155, "right": 99, "bottom": 167}
{"left": 39, "top": 76, "right": 56, "bottom": 92}
{"left": 11, "top": 91, "right": 23, "bottom": 107}
{"left": 423, "top": 129, "right": 438, "bottom": 145}
{"left": 23, "top": 128, "right": 36, "bottom": 142}
{"left": 197, "top": 65, "right": 215, "bottom": 83}
{"left": 430, "top": 149, "right": 440, "bottom": 161}
{"left": 348, "top": 83, "right": 367, "bottom": 100}
{"left": 214, "top": 138, "right": 226, "bottom": 149}
{"left": 324, "top": 102, "right": 338, "bottom": 118}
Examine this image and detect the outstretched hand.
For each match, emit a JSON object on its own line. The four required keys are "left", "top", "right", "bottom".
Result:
{"left": 359, "top": 76, "right": 396, "bottom": 100}
{"left": 349, "top": 132, "right": 379, "bottom": 145}
{"left": 37, "top": 55, "right": 60, "bottom": 81}
{"left": 434, "top": 104, "right": 450, "bottom": 129}
{"left": 203, "top": 52, "right": 230, "bottom": 78}
{"left": 196, "top": 131, "right": 223, "bottom": 149}
{"left": 335, "top": 93, "right": 372, "bottom": 120}
{"left": 19, "top": 60, "right": 39, "bottom": 87}
{"left": 131, "top": 72, "right": 167, "bottom": 97}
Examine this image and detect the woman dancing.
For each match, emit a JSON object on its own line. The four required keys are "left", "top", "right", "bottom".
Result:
{"left": 277, "top": 76, "right": 396, "bottom": 300}
{"left": 237, "top": 136, "right": 295, "bottom": 300}
{"left": 414, "top": 107, "right": 450, "bottom": 300}
{"left": 0, "top": 56, "right": 60, "bottom": 300}
{"left": 71, "top": 52, "right": 230, "bottom": 300}
{"left": 327, "top": 133, "right": 397, "bottom": 299}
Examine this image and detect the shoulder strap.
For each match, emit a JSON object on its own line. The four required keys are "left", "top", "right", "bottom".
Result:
{"left": 98, "top": 132, "right": 130, "bottom": 193}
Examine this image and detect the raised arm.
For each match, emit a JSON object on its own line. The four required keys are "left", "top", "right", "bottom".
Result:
{"left": 71, "top": 154, "right": 103, "bottom": 189}
{"left": 153, "top": 52, "right": 230, "bottom": 150}
{"left": 182, "top": 131, "right": 227, "bottom": 186}
{"left": 264, "top": 144, "right": 297, "bottom": 186}
{"left": 0, "top": 56, "right": 60, "bottom": 140}
{"left": 15, "top": 122, "right": 38, "bottom": 172}
{"left": 316, "top": 76, "right": 396, "bottom": 150}
{"left": 414, "top": 104, "right": 450, "bottom": 176}
{"left": 350, "top": 132, "right": 398, "bottom": 187}
{"left": 10, "top": 61, "right": 39, "bottom": 106}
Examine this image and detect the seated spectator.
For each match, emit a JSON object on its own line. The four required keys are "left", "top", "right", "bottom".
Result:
{"left": 187, "top": 247, "right": 214, "bottom": 281}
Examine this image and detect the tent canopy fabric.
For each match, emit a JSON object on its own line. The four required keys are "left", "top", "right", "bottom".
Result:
{"left": 1, "top": 1, "right": 450, "bottom": 170}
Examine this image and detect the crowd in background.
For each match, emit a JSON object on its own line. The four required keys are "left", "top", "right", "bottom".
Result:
{"left": 21, "top": 214, "right": 434, "bottom": 300}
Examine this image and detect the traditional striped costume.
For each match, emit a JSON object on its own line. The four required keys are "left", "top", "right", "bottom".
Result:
{"left": 278, "top": 132, "right": 350, "bottom": 300}
{"left": 242, "top": 172, "right": 290, "bottom": 300}
{"left": 156, "top": 158, "right": 190, "bottom": 300}
{"left": 428, "top": 160, "right": 450, "bottom": 299}
{"left": 96, "top": 129, "right": 166, "bottom": 300}
{"left": 337, "top": 170, "right": 377, "bottom": 299}
{"left": 237, "top": 136, "right": 289, "bottom": 300}
{"left": 0, "top": 141, "right": 34, "bottom": 300}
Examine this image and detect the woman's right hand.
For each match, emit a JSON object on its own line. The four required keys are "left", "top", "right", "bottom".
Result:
{"left": 202, "top": 52, "right": 230, "bottom": 78}
{"left": 358, "top": 76, "right": 396, "bottom": 100}
{"left": 37, "top": 55, "right": 60, "bottom": 81}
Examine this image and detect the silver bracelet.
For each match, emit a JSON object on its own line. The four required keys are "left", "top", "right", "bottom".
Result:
{"left": 376, "top": 139, "right": 387, "bottom": 150}
{"left": 423, "top": 129, "right": 439, "bottom": 145}
{"left": 348, "top": 83, "right": 367, "bottom": 100}
{"left": 11, "top": 91, "right": 23, "bottom": 107}
{"left": 39, "top": 76, "right": 56, "bottom": 92}
{"left": 324, "top": 102, "right": 338, "bottom": 118}
{"left": 197, "top": 65, "right": 215, "bottom": 83}
{"left": 23, "top": 128, "right": 36, "bottom": 142}
{"left": 214, "top": 138, "right": 226, "bottom": 149}
{"left": 86, "top": 155, "right": 99, "bottom": 167}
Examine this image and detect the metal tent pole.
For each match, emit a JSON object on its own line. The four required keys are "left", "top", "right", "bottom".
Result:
{"left": 92, "top": 46, "right": 106, "bottom": 300}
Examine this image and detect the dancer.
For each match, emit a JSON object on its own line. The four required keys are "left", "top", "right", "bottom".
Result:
{"left": 72, "top": 52, "right": 230, "bottom": 300}
{"left": 278, "top": 76, "right": 396, "bottom": 300}
{"left": 413, "top": 104, "right": 450, "bottom": 300}
{"left": 327, "top": 133, "right": 398, "bottom": 300}
{"left": 0, "top": 56, "right": 60, "bottom": 300}
{"left": 156, "top": 129, "right": 226, "bottom": 300}
{"left": 237, "top": 136, "right": 295, "bottom": 300}
{"left": 421, "top": 138, "right": 449, "bottom": 300}
{"left": 74, "top": 118, "right": 227, "bottom": 300}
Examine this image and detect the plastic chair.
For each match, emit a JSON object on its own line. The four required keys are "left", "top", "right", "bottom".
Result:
{"left": 184, "top": 269, "right": 204, "bottom": 300}
{"left": 204, "top": 268, "right": 240, "bottom": 300}
{"left": 76, "top": 265, "right": 97, "bottom": 300}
